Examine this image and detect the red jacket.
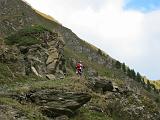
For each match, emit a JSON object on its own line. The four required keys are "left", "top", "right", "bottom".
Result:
{"left": 76, "top": 63, "right": 84, "bottom": 69}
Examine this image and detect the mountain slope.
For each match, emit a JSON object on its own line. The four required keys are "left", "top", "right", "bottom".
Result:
{"left": 0, "top": 0, "right": 160, "bottom": 120}
{"left": 0, "top": 0, "right": 60, "bottom": 37}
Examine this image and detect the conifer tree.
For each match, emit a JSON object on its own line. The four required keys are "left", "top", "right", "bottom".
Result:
{"left": 115, "top": 61, "right": 121, "bottom": 69}
{"left": 131, "top": 69, "right": 136, "bottom": 79}
{"left": 136, "top": 72, "right": 141, "bottom": 82}
{"left": 146, "top": 80, "right": 152, "bottom": 91}
{"left": 127, "top": 68, "right": 131, "bottom": 77}
{"left": 98, "top": 49, "right": 103, "bottom": 56}
{"left": 122, "top": 63, "right": 126, "bottom": 72}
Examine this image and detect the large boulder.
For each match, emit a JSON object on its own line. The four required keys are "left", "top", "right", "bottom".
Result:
{"left": 15, "top": 89, "right": 91, "bottom": 118}
{"left": 87, "top": 77, "right": 114, "bottom": 93}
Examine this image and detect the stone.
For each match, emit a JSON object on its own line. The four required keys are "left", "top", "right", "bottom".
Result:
{"left": 31, "top": 66, "right": 41, "bottom": 77}
{"left": 19, "top": 46, "right": 29, "bottom": 54}
{"left": 46, "top": 52, "right": 59, "bottom": 65}
{"left": 89, "top": 106, "right": 103, "bottom": 113}
{"left": 46, "top": 74, "right": 56, "bottom": 80}
{"left": 47, "top": 60, "right": 58, "bottom": 73}
{"left": 55, "top": 115, "right": 69, "bottom": 120}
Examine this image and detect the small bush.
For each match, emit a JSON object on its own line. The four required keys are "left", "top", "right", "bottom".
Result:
{"left": 0, "top": 63, "right": 13, "bottom": 84}
{"left": 155, "top": 97, "right": 160, "bottom": 103}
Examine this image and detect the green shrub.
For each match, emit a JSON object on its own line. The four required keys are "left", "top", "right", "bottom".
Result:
{"left": 0, "top": 63, "right": 13, "bottom": 84}
{"left": 122, "top": 63, "right": 126, "bottom": 72}
{"left": 5, "top": 25, "right": 48, "bottom": 46}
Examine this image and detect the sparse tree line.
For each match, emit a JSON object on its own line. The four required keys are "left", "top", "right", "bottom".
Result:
{"left": 115, "top": 60, "right": 160, "bottom": 94}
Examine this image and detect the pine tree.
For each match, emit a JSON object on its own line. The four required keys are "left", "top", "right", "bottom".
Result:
{"left": 130, "top": 69, "right": 136, "bottom": 79}
{"left": 127, "top": 68, "right": 131, "bottom": 77}
{"left": 122, "top": 63, "right": 126, "bottom": 73}
{"left": 146, "top": 80, "right": 152, "bottom": 91}
{"left": 141, "top": 78, "right": 146, "bottom": 86}
{"left": 115, "top": 61, "right": 121, "bottom": 69}
{"left": 98, "top": 49, "right": 103, "bottom": 56}
{"left": 136, "top": 72, "right": 141, "bottom": 82}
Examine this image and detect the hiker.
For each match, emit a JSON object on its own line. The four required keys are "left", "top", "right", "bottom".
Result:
{"left": 76, "top": 61, "right": 84, "bottom": 76}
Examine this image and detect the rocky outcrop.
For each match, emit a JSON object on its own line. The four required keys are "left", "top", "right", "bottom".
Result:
{"left": 87, "top": 77, "right": 114, "bottom": 93}
{"left": 0, "top": 26, "right": 65, "bottom": 78}
{"left": 14, "top": 89, "right": 91, "bottom": 119}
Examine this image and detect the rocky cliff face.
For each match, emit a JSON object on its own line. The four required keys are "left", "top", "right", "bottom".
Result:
{"left": 0, "top": 26, "right": 65, "bottom": 79}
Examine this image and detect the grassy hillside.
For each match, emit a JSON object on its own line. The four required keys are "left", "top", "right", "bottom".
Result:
{"left": 35, "top": 9, "right": 61, "bottom": 24}
{"left": 0, "top": 68, "right": 111, "bottom": 120}
{"left": 0, "top": 60, "right": 159, "bottom": 120}
{"left": 150, "top": 80, "right": 160, "bottom": 89}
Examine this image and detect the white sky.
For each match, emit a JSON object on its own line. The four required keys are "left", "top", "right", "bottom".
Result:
{"left": 24, "top": 0, "right": 160, "bottom": 80}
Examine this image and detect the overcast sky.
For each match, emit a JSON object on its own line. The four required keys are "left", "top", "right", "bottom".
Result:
{"left": 24, "top": 0, "right": 160, "bottom": 80}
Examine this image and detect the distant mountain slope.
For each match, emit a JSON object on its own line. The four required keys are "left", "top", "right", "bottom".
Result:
{"left": 0, "top": 0, "right": 60, "bottom": 37}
